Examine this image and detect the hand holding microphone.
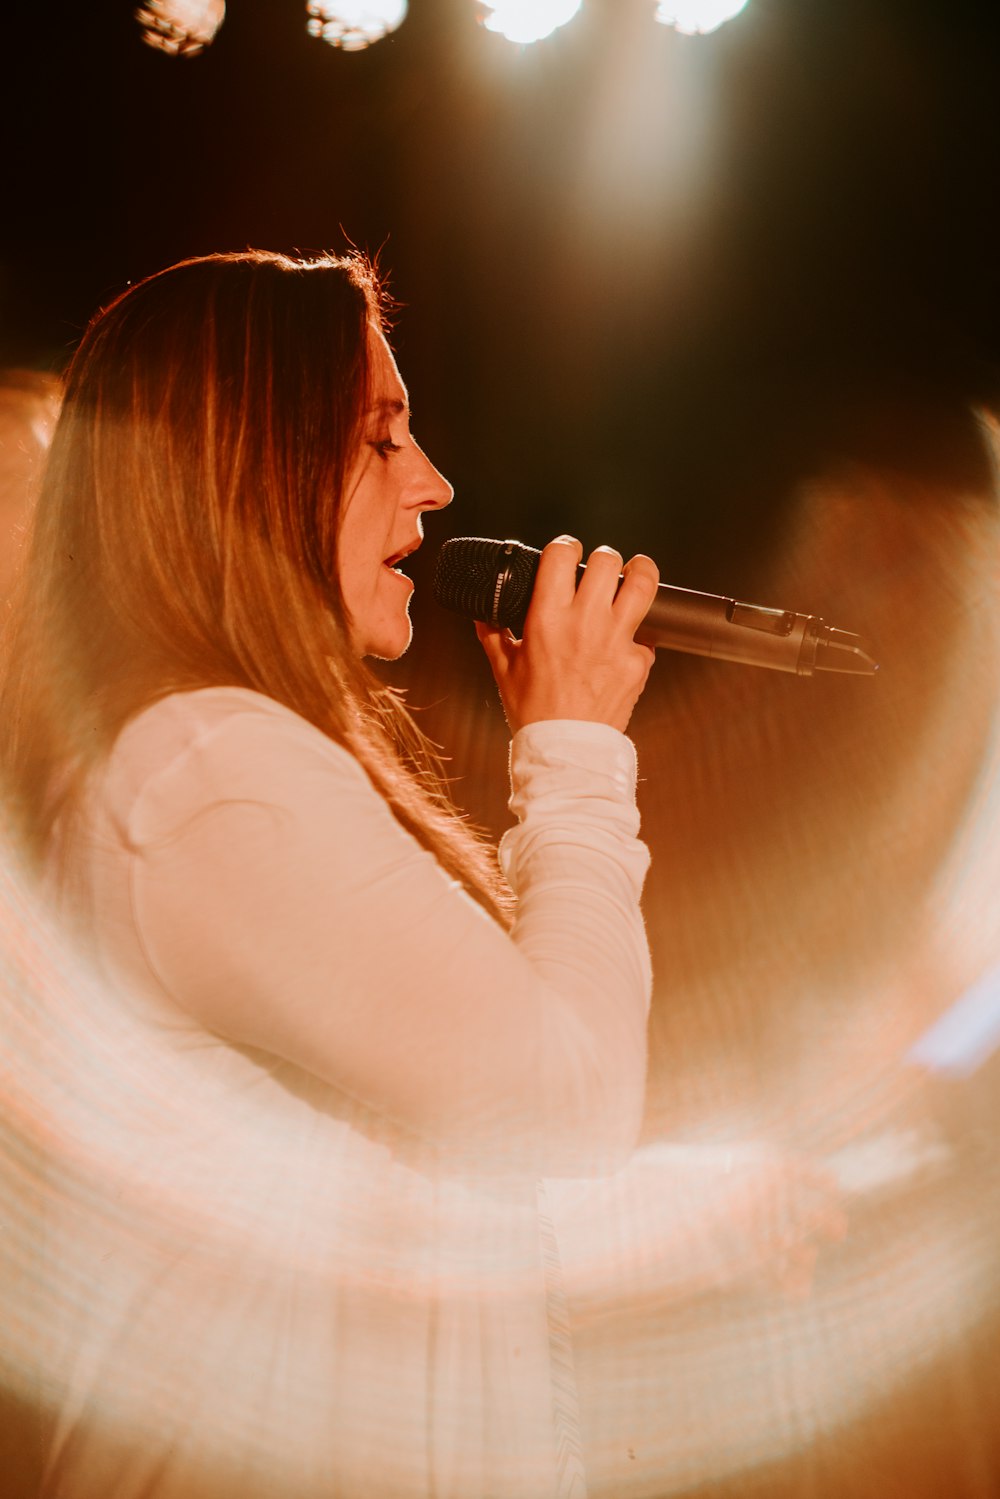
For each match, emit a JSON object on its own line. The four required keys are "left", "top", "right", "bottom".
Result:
{"left": 470, "top": 536, "right": 660, "bottom": 734}
{"left": 434, "top": 534, "right": 878, "bottom": 711}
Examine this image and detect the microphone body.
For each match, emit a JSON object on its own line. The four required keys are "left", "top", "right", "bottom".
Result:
{"left": 433, "top": 537, "right": 877, "bottom": 677}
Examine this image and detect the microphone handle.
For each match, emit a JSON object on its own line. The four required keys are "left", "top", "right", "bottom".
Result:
{"left": 435, "top": 537, "right": 876, "bottom": 676}
{"left": 634, "top": 576, "right": 822, "bottom": 675}
{"left": 560, "top": 562, "right": 824, "bottom": 675}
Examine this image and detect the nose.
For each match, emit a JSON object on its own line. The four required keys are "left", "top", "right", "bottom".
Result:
{"left": 416, "top": 444, "right": 454, "bottom": 510}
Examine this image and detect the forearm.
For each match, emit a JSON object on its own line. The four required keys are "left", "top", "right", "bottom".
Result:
{"left": 498, "top": 720, "right": 653, "bottom": 1171}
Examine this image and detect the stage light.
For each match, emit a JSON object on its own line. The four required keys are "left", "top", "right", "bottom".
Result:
{"left": 654, "top": 0, "right": 749, "bottom": 36}
{"left": 134, "top": 0, "right": 225, "bottom": 56}
{"left": 306, "top": 0, "right": 408, "bottom": 50}
{"left": 479, "top": 0, "right": 582, "bottom": 46}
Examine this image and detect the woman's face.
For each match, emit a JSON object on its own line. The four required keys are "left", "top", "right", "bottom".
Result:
{"left": 338, "top": 331, "right": 453, "bottom": 659}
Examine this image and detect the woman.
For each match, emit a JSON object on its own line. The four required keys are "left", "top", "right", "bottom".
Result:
{"left": 1, "top": 249, "right": 662, "bottom": 1497}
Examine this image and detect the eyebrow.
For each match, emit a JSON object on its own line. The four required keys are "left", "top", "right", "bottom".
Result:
{"left": 370, "top": 397, "right": 408, "bottom": 416}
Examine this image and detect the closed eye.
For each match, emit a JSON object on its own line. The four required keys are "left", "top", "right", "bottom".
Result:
{"left": 372, "top": 438, "right": 403, "bottom": 459}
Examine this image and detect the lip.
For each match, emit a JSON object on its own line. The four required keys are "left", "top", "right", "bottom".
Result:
{"left": 382, "top": 539, "right": 422, "bottom": 573}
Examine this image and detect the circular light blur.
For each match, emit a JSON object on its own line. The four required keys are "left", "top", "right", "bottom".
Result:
{"left": 655, "top": 0, "right": 749, "bottom": 36}
{"left": 306, "top": 0, "right": 408, "bottom": 51}
{"left": 480, "top": 0, "right": 583, "bottom": 46}
{"left": 134, "top": 0, "right": 225, "bottom": 56}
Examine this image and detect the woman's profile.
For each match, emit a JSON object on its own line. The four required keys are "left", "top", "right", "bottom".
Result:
{"left": 1, "top": 249, "right": 668, "bottom": 1497}
{"left": 1, "top": 248, "right": 848, "bottom": 1499}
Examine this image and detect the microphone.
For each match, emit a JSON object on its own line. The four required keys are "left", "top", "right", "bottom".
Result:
{"left": 432, "top": 537, "right": 878, "bottom": 676}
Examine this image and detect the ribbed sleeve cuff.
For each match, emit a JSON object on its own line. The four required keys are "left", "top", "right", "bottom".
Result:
{"left": 499, "top": 720, "right": 649, "bottom": 899}
{"left": 507, "top": 720, "right": 639, "bottom": 805}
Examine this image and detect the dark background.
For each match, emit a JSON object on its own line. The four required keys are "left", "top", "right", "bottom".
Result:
{"left": 2, "top": 0, "right": 998, "bottom": 581}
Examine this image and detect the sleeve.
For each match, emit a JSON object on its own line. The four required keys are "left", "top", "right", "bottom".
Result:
{"left": 123, "top": 706, "right": 653, "bottom": 1177}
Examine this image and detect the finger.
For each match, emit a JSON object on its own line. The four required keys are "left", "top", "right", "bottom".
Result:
{"left": 475, "top": 618, "right": 513, "bottom": 656}
{"left": 575, "top": 545, "right": 625, "bottom": 605}
{"left": 530, "top": 535, "right": 584, "bottom": 615}
{"left": 475, "top": 620, "right": 516, "bottom": 679}
{"left": 612, "top": 554, "right": 660, "bottom": 635}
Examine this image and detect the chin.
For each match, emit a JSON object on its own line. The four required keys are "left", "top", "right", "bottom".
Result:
{"left": 364, "top": 622, "right": 414, "bottom": 662}
{"left": 348, "top": 593, "right": 415, "bottom": 660}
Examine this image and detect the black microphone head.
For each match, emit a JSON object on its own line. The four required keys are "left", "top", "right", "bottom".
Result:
{"left": 433, "top": 537, "right": 541, "bottom": 635}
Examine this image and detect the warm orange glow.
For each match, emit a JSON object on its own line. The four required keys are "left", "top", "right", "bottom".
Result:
{"left": 3, "top": 418, "right": 999, "bottom": 1495}
{"left": 0, "top": 370, "right": 60, "bottom": 606}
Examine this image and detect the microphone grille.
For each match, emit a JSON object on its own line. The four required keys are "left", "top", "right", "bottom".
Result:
{"left": 432, "top": 537, "right": 541, "bottom": 635}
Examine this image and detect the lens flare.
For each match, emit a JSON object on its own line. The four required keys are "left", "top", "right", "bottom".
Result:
{"left": 480, "top": 0, "right": 582, "bottom": 46}
{"left": 306, "top": 0, "right": 408, "bottom": 51}
{"left": 134, "top": 0, "right": 225, "bottom": 56}
{"left": 655, "top": 0, "right": 749, "bottom": 36}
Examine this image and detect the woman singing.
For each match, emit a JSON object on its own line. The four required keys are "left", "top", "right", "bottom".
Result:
{"left": 1, "top": 250, "right": 664, "bottom": 1497}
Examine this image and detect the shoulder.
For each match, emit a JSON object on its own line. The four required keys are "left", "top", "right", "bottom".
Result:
{"left": 98, "top": 688, "right": 370, "bottom": 848}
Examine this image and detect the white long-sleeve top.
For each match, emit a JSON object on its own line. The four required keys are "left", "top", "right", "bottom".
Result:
{"left": 62, "top": 686, "right": 653, "bottom": 1178}
{"left": 37, "top": 686, "right": 653, "bottom": 1499}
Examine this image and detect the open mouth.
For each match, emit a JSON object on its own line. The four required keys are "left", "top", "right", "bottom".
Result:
{"left": 383, "top": 542, "right": 421, "bottom": 575}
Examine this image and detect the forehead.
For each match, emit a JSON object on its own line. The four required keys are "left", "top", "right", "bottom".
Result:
{"left": 368, "top": 329, "right": 408, "bottom": 407}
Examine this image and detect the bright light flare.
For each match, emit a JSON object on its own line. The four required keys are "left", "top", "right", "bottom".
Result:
{"left": 306, "top": 0, "right": 408, "bottom": 51}
{"left": 480, "top": 0, "right": 582, "bottom": 46}
{"left": 134, "top": 0, "right": 225, "bottom": 56}
{"left": 655, "top": 0, "right": 749, "bottom": 36}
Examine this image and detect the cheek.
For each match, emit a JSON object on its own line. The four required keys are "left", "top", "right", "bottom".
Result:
{"left": 337, "top": 502, "right": 378, "bottom": 588}
{"left": 343, "top": 482, "right": 394, "bottom": 563}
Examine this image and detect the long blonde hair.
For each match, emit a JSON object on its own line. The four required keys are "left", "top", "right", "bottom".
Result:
{"left": 1, "top": 249, "right": 510, "bottom": 922}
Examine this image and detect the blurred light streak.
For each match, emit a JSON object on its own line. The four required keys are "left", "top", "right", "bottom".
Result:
{"left": 306, "top": 0, "right": 408, "bottom": 50}
{"left": 3, "top": 737, "right": 1000, "bottom": 1497}
{"left": 546, "top": 1118, "right": 997, "bottom": 1495}
{"left": 404, "top": 557, "right": 1000, "bottom": 1494}
{"left": 480, "top": 0, "right": 582, "bottom": 46}
{"left": 5, "top": 430, "right": 1000, "bottom": 1492}
{"left": 0, "top": 847, "right": 571, "bottom": 1493}
{"left": 907, "top": 968, "right": 1000, "bottom": 1077}
{"left": 134, "top": 0, "right": 225, "bottom": 56}
{"left": 654, "top": 0, "right": 749, "bottom": 36}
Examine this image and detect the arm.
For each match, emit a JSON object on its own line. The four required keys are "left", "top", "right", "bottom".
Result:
{"left": 123, "top": 702, "right": 652, "bottom": 1178}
